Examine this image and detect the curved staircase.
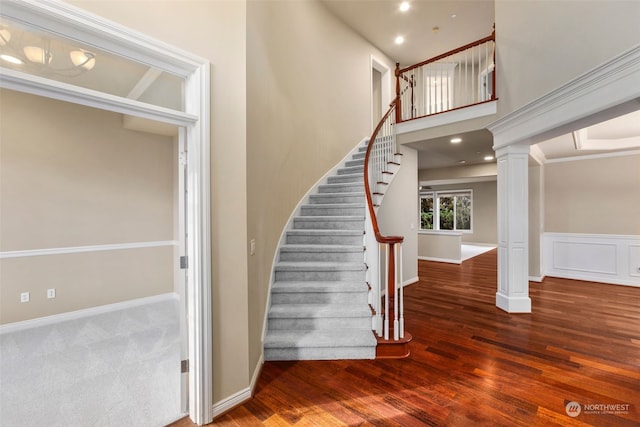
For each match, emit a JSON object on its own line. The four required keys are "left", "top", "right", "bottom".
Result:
{"left": 264, "top": 142, "right": 377, "bottom": 361}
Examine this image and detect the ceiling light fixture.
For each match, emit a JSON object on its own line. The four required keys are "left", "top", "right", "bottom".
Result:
{"left": 450, "top": 137, "right": 462, "bottom": 143}
{"left": 0, "top": 25, "right": 96, "bottom": 76}
{"left": 484, "top": 155, "right": 494, "bottom": 161}
{"left": 394, "top": 35, "right": 405, "bottom": 45}
{"left": 399, "top": 1, "right": 410, "bottom": 12}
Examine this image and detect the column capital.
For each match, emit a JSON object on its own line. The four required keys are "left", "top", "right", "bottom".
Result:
{"left": 495, "top": 143, "right": 530, "bottom": 159}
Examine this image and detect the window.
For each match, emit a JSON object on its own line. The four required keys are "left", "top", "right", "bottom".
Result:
{"left": 420, "top": 190, "right": 472, "bottom": 231}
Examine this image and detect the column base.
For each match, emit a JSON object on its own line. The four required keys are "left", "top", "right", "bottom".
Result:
{"left": 496, "top": 292, "right": 531, "bottom": 313}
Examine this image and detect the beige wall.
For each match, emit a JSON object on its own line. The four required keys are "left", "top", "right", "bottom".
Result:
{"left": 495, "top": 0, "right": 640, "bottom": 118}
{"left": 529, "top": 165, "right": 543, "bottom": 279}
{"left": 545, "top": 154, "right": 640, "bottom": 235}
{"left": 377, "top": 146, "right": 419, "bottom": 283}
{"left": 419, "top": 163, "right": 497, "bottom": 182}
{"left": 0, "top": 89, "right": 175, "bottom": 324}
{"left": 246, "top": 0, "right": 395, "bottom": 378}
{"left": 68, "top": 0, "right": 250, "bottom": 405}
{"left": 418, "top": 232, "right": 462, "bottom": 262}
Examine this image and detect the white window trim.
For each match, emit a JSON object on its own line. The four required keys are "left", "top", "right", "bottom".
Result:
{"left": 420, "top": 189, "right": 473, "bottom": 233}
{"left": 0, "top": 1, "right": 212, "bottom": 424}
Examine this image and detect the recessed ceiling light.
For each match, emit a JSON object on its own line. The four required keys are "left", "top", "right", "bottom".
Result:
{"left": 0, "top": 54, "right": 23, "bottom": 65}
{"left": 399, "top": 1, "right": 410, "bottom": 12}
{"left": 484, "top": 155, "right": 494, "bottom": 161}
{"left": 450, "top": 137, "right": 462, "bottom": 143}
{"left": 394, "top": 35, "right": 405, "bottom": 45}
{"left": 451, "top": 14, "right": 457, "bottom": 19}
{"left": 458, "top": 160, "right": 466, "bottom": 164}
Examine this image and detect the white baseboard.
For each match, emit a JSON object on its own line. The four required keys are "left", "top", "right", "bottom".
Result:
{"left": 211, "top": 387, "right": 252, "bottom": 418}
{"left": 529, "top": 275, "right": 545, "bottom": 283}
{"left": 403, "top": 276, "right": 419, "bottom": 287}
{"left": 0, "top": 292, "right": 178, "bottom": 335}
{"left": 211, "top": 354, "right": 263, "bottom": 419}
{"left": 418, "top": 255, "right": 461, "bottom": 265}
{"left": 543, "top": 232, "right": 640, "bottom": 287}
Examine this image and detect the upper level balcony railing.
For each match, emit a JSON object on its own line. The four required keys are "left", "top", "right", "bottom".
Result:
{"left": 395, "top": 31, "right": 495, "bottom": 123}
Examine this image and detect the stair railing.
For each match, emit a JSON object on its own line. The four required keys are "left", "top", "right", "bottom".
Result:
{"left": 364, "top": 100, "right": 405, "bottom": 341}
{"left": 395, "top": 30, "right": 496, "bottom": 122}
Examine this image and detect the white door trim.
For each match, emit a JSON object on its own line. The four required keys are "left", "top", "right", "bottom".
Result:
{"left": 0, "top": 1, "right": 213, "bottom": 424}
{"left": 370, "top": 55, "right": 392, "bottom": 130}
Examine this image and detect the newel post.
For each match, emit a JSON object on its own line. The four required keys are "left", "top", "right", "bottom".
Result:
{"left": 387, "top": 242, "right": 396, "bottom": 333}
{"left": 395, "top": 63, "right": 402, "bottom": 123}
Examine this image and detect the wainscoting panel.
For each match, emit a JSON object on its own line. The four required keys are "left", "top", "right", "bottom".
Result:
{"left": 543, "top": 233, "right": 640, "bottom": 287}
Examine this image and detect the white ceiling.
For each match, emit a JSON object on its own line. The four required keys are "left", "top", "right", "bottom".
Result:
{"left": 321, "top": 0, "right": 640, "bottom": 170}
{"left": 320, "top": 0, "right": 494, "bottom": 67}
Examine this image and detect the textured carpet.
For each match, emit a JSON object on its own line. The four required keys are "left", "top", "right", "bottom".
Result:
{"left": 461, "top": 244, "right": 496, "bottom": 261}
{"left": 0, "top": 297, "right": 182, "bottom": 427}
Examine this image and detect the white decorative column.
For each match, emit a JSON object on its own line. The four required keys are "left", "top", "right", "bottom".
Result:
{"left": 495, "top": 144, "right": 531, "bottom": 313}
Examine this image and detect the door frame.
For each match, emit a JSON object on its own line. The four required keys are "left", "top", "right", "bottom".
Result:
{"left": 0, "top": 1, "right": 213, "bottom": 424}
{"left": 370, "top": 55, "right": 392, "bottom": 131}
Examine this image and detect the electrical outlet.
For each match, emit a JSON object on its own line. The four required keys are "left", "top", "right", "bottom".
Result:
{"left": 20, "top": 292, "right": 30, "bottom": 303}
{"left": 250, "top": 239, "right": 256, "bottom": 256}
{"left": 47, "top": 288, "right": 56, "bottom": 299}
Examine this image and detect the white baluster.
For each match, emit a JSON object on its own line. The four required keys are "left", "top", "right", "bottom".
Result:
{"left": 393, "top": 243, "right": 399, "bottom": 341}
{"left": 383, "top": 244, "right": 389, "bottom": 341}
{"left": 399, "top": 243, "right": 404, "bottom": 338}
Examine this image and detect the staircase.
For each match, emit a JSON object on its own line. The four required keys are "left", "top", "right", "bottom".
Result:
{"left": 264, "top": 142, "right": 377, "bottom": 361}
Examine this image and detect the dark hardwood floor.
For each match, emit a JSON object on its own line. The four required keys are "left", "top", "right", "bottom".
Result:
{"left": 171, "top": 250, "right": 640, "bottom": 426}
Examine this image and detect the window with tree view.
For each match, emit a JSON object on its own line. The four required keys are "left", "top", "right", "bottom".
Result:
{"left": 420, "top": 190, "right": 472, "bottom": 231}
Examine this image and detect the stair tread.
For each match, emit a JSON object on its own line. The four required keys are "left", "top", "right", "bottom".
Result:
{"left": 265, "top": 329, "right": 376, "bottom": 348}
{"left": 302, "top": 203, "right": 365, "bottom": 209}
{"left": 275, "top": 261, "right": 365, "bottom": 270}
{"left": 280, "top": 244, "right": 364, "bottom": 252}
{"left": 272, "top": 281, "right": 367, "bottom": 293}
{"left": 269, "top": 303, "right": 373, "bottom": 318}
{"left": 287, "top": 229, "right": 363, "bottom": 235}
{"left": 294, "top": 215, "right": 365, "bottom": 220}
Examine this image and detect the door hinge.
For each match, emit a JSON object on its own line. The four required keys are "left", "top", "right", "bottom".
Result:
{"left": 181, "top": 359, "right": 189, "bottom": 373}
{"left": 180, "top": 256, "right": 188, "bottom": 269}
{"left": 179, "top": 151, "right": 187, "bottom": 166}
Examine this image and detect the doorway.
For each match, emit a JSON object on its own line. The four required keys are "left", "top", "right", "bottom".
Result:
{"left": 0, "top": 1, "right": 212, "bottom": 424}
{"left": 371, "top": 56, "right": 392, "bottom": 131}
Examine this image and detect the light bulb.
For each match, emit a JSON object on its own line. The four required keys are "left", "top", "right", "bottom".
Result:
{"left": 70, "top": 50, "right": 96, "bottom": 70}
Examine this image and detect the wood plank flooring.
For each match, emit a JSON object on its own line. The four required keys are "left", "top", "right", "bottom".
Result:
{"left": 171, "top": 250, "right": 640, "bottom": 426}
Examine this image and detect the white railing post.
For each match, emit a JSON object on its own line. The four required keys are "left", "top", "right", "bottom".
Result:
{"left": 399, "top": 243, "right": 404, "bottom": 338}
{"left": 393, "top": 242, "right": 399, "bottom": 341}
{"left": 383, "top": 244, "right": 389, "bottom": 341}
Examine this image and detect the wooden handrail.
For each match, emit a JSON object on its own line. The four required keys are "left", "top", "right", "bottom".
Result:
{"left": 399, "top": 31, "right": 495, "bottom": 74}
{"left": 363, "top": 100, "right": 404, "bottom": 246}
